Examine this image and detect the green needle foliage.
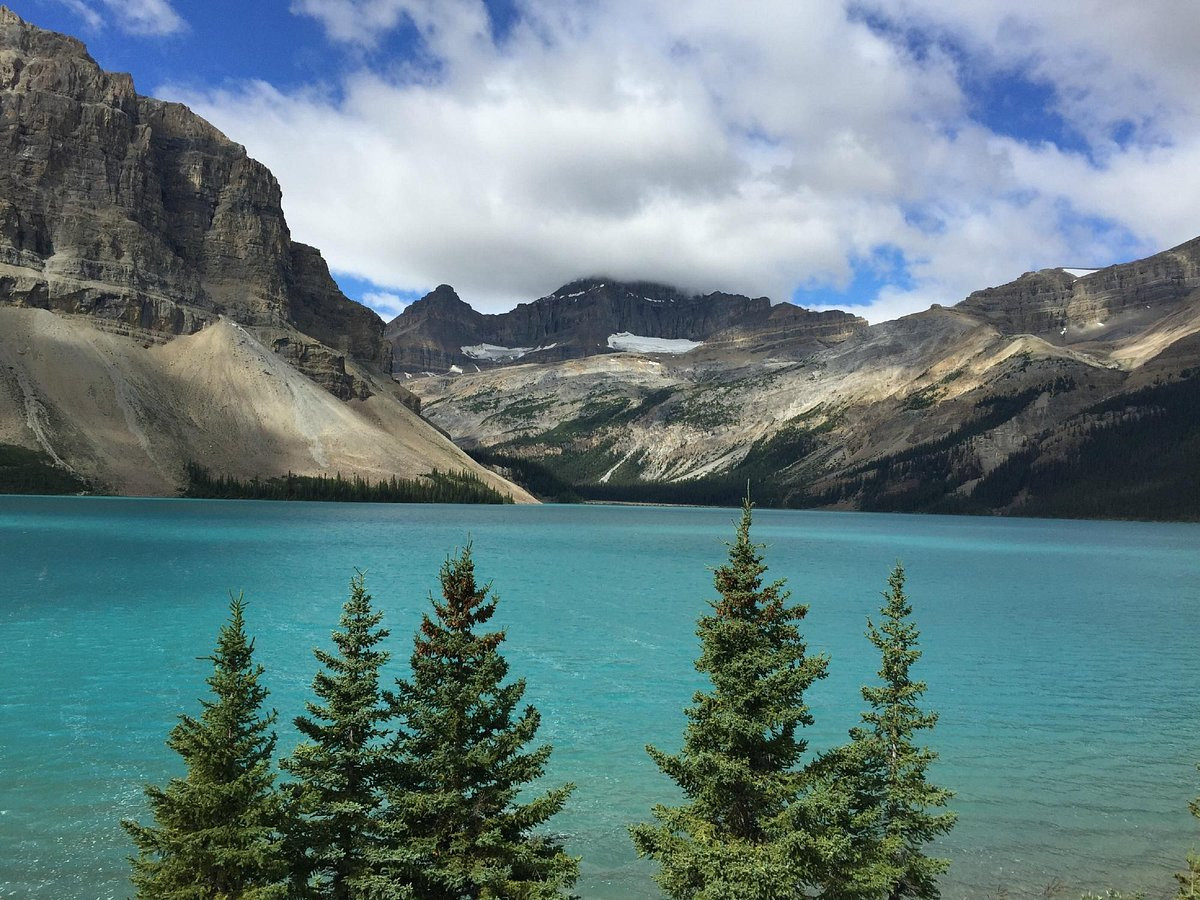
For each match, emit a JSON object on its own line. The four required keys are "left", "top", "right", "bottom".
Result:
{"left": 831, "top": 563, "right": 954, "bottom": 900}
{"left": 1177, "top": 770, "right": 1200, "bottom": 898}
{"left": 383, "top": 544, "right": 579, "bottom": 898}
{"left": 630, "top": 497, "right": 831, "bottom": 899}
{"left": 122, "top": 594, "right": 287, "bottom": 899}
{"left": 282, "top": 571, "right": 396, "bottom": 898}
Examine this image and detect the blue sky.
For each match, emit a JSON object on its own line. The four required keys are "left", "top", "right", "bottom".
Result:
{"left": 15, "top": 0, "right": 1200, "bottom": 322}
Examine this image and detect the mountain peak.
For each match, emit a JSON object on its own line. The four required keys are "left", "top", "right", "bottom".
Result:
{"left": 0, "top": 4, "right": 89, "bottom": 57}
{"left": 410, "top": 284, "right": 473, "bottom": 312}
{"left": 548, "top": 277, "right": 694, "bottom": 305}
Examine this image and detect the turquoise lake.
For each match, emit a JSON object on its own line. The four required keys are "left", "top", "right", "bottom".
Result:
{"left": 1, "top": 496, "right": 1198, "bottom": 898}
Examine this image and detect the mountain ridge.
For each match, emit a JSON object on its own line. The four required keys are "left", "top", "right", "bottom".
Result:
{"left": 385, "top": 277, "right": 868, "bottom": 373}
{"left": 409, "top": 235, "right": 1200, "bottom": 519}
{"left": 1, "top": 7, "right": 1196, "bottom": 517}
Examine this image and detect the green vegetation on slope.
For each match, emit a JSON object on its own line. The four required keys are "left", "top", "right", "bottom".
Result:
{"left": 465, "top": 447, "right": 582, "bottom": 502}
{"left": 459, "top": 369, "right": 1199, "bottom": 520}
{"left": 0, "top": 443, "right": 91, "bottom": 495}
{"left": 970, "top": 373, "right": 1200, "bottom": 521}
{"left": 182, "top": 462, "right": 512, "bottom": 504}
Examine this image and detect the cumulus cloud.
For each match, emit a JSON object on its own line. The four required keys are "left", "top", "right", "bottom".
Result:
{"left": 289, "top": 0, "right": 412, "bottom": 48}
{"left": 360, "top": 290, "right": 412, "bottom": 318}
{"left": 855, "top": 0, "right": 1200, "bottom": 150}
{"left": 170, "top": 0, "right": 1200, "bottom": 318}
{"left": 58, "top": 0, "right": 186, "bottom": 36}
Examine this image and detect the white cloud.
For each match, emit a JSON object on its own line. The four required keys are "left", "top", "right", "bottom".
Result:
{"left": 289, "top": 0, "right": 409, "bottom": 47}
{"left": 168, "top": 0, "right": 1200, "bottom": 318}
{"left": 58, "top": 0, "right": 186, "bottom": 36}
{"left": 290, "top": 0, "right": 490, "bottom": 55}
{"left": 359, "top": 290, "right": 412, "bottom": 318}
{"left": 855, "top": 0, "right": 1200, "bottom": 151}
{"left": 55, "top": 0, "right": 103, "bottom": 30}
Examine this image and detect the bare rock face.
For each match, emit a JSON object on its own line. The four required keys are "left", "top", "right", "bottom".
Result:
{"left": 386, "top": 284, "right": 483, "bottom": 372}
{"left": 270, "top": 336, "right": 372, "bottom": 401}
{"left": 287, "top": 242, "right": 391, "bottom": 372}
{"left": 412, "top": 237, "right": 1200, "bottom": 519}
{"left": 959, "top": 236, "right": 1200, "bottom": 336}
{"left": 385, "top": 277, "right": 867, "bottom": 372}
{"left": 0, "top": 7, "right": 389, "bottom": 372}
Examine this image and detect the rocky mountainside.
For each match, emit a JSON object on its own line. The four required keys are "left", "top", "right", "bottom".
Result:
{"left": 0, "top": 308, "right": 534, "bottom": 499}
{"left": 410, "top": 237, "right": 1200, "bottom": 520}
{"left": 385, "top": 278, "right": 867, "bottom": 373}
{"left": 0, "top": 8, "right": 529, "bottom": 500}
{"left": 0, "top": 8, "right": 390, "bottom": 374}
{"left": 958, "top": 236, "right": 1200, "bottom": 340}
{"left": 4, "top": 9, "right": 1193, "bottom": 516}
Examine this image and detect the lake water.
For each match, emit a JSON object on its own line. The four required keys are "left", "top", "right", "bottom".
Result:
{"left": 1, "top": 496, "right": 1198, "bottom": 898}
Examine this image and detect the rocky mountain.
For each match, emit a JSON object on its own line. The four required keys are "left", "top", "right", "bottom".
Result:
{"left": 0, "top": 8, "right": 530, "bottom": 500}
{"left": 4, "top": 9, "right": 1193, "bottom": 516}
{"left": 385, "top": 278, "right": 866, "bottom": 373}
{"left": 409, "top": 237, "right": 1200, "bottom": 520}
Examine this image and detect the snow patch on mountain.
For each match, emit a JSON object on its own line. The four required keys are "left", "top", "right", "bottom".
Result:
{"left": 462, "top": 342, "right": 560, "bottom": 361}
{"left": 462, "top": 343, "right": 533, "bottom": 360}
{"left": 607, "top": 332, "right": 703, "bottom": 354}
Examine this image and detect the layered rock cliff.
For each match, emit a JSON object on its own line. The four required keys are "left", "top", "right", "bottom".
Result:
{"left": 0, "top": 6, "right": 389, "bottom": 374}
{"left": 385, "top": 278, "right": 867, "bottom": 372}
{"left": 958, "top": 235, "right": 1200, "bottom": 337}
{"left": 0, "top": 8, "right": 528, "bottom": 499}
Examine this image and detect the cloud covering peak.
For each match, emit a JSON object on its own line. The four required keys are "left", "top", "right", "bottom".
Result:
{"left": 163, "top": 0, "right": 1200, "bottom": 320}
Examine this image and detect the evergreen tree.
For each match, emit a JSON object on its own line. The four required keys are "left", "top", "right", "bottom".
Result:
{"left": 282, "top": 571, "right": 396, "bottom": 897}
{"left": 383, "top": 544, "right": 579, "bottom": 898}
{"left": 833, "top": 563, "right": 954, "bottom": 900}
{"left": 123, "top": 594, "right": 287, "bottom": 899}
{"left": 630, "top": 497, "right": 830, "bottom": 899}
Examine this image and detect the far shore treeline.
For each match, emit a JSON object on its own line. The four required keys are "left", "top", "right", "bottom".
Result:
{"left": 181, "top": 462, "right": 513, "bottom": 505}
{"left": 119, "top": 500, "right": 1200, "bottom": 899}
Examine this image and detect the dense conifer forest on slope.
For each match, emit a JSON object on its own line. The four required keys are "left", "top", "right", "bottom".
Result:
{"left": 471, "top": 372, "right": 1200, "bottom": 521}
{"left": 0, "top": 443, "right": 91, "bottom": 495}
{"left": 181, "top": 462, "right": 513, "bottom": 504}
{"left": 0, "top": 449, "right": 514, "bottom": 504}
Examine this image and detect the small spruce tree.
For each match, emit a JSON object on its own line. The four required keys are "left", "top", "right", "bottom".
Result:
{"left": 835, "top": 563, "right": 955, "bottom": 900}
{"left": 123, "top": 593, "right": 287, "bottom": 898}
{"left": 1177, "top": 771, "right": 1200, "bottom": 899}
{"left": 383, "top": 544, "right": 579, "bottom": 898}
{"left": 282, "top": 571, "right": 396, "bottom": 897}
{"left": 630, "top": 497, "right": 830, "bottom": 899}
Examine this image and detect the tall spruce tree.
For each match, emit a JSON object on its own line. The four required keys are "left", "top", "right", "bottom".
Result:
{"left": 123, "top": 593, "right": 287, "bottom": 899}
{"left": 383, "top": 544, "right": 579, "bottom": 898}
{"left": 282, "top": 571, "right": 396, "bottom": 897}
{"left": 835, "top": 563, "right": 954, "bottom": 900}
{"left": 630, "top": 497, "right": 831, "bottom": 899}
